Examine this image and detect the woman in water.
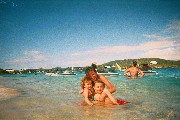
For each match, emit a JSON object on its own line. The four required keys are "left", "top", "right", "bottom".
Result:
{"left": 80, "top": 66, "right": 116, "bottom": 94}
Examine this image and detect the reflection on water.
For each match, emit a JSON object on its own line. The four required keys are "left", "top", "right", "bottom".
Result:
{"left": 0, "top": 68, "right": 180, "bottom": 120}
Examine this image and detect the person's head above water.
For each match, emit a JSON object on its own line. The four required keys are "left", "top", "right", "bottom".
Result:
{"left": 133, "top": 60, "right": 137, "bottom": 67}
{"left": 93, "top": 80, "right": 105, "bottom": 94}
{"left": 80, "top": 78, "right": 93, "bottom": 89}
{"left": 85, "top": 67, "right": 100, "bottom": 81}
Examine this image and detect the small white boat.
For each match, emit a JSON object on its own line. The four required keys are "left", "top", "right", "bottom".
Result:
{"left": 140, "top": 64, "right": 158, "bottom": 74}
{"left": 45, "top": 70, "right": 76, "bottom": 76}
{"left": 45, "top": 72, "right": 60, "bottom": 76}
{"left": 60, "top": 70, "right": 77, "bottom": 76}
{"left": 45, "top": 72, "right": 54, "bottom": 76}
{"left": 97, "top": 72, "right": 119, "bottom": 76}
{"left": 142, "top": 70, "right": 157, "bottom": 74}
{"left": 97, "top": 66, "right": 119, "bottom": 76}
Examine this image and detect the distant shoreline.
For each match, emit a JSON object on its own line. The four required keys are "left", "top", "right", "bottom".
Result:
{"left": 1, "top": 58, "right": 179, "bottom": 74}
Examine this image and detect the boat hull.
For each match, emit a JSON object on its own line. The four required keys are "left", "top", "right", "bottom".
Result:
{"left": 142, "top": 70, "right": 158, "bottom": 75}
{"left": 45, "top": 73, "right": 76, "bottom": 76}
{"left": 97, "top": 72, "right": 119, "bottom": 76}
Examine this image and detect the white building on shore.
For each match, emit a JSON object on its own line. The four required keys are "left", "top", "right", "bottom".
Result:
{"left": 6, "top": 69, "right": 15, "bottom": 73}
{"left": 150, "top": 61, "right": 158, "bottom": 65}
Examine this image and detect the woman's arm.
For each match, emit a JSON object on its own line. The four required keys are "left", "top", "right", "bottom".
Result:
{"left": 99, "top": 75, "right": 116, "bottom": 93}
{"left": 124, "top": 68, "right": 134, "bottom": 79}
{"left": 83, "top": 88, "right": 93, "bottom": 106}
{"left": 103, "top": 88, "right": 119, "bottom": 105}
{"left": 124, "top": 68, "right": 130, "bottom": 78}
{"left": 138, "top": 69, "right": 145, "bottom": 78}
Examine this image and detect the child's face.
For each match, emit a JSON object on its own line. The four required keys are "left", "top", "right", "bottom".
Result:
{"left": 84, "top": 81, "right": 92, "bottom": 89}
{"left": 94, "top": 83, "right": 104, "bottom": 94}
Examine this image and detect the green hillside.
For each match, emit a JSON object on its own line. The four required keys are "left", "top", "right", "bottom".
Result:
{"left": 98, "top": 58, "right": 180, "bottom": 69}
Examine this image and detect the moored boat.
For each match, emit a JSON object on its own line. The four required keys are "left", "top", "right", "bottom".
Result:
{"left": 97, "top": 72, "right": 119, "bottom": 76}
{"left": 60, "top": 70, "right": 77, "bottom": 76}
{"left": 45, "top": 70, "right": 76, "bottom": 76}
{"left": 97, "top": 66, "right": 119, "bottom": 76}
{"left": 140, "top": 64, "right": 158, "bottom": 74}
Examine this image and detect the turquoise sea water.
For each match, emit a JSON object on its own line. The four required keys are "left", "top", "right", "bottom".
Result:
{"left": 0, "top": 68, "right": 179, "bottom": 120}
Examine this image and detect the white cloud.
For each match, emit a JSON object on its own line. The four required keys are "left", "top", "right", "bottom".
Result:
{"left": 71, "top": 40, "right": 179, "bottom": 57}
{"left": 69, "top": 29, "right": 180, "bottom": 65}
{"left": 6, "top": 50, "right": 51, "bottom": 69}
{"left": 5, "top": 40, "right": 180, "bottom": 69}
{"left": 140, "top": 47, "right": 180, "bottom": 60}
{"left": 143, "top": 34, "right": 172, "bottom": 41}
{"left": 9, "top": 50, "right": 47, "bottom": 63}
{"left": 3, "top": 20, "right": 180, "bottom": 69}
{"left": 23, "top": 50, "right": 46, "bottom": 62}
{"left": 69, "top": 20, "right": 180, "bottom": 64}
{"left": 138, "top": 40, "right": 179, "bottom": 50}
{"left": 165, "top": 20, "right": 180, "bottom": 32}
{"left": 4, "top": 40, "right": 180, "bottom": 69}
{"left": 163, "top": 20, "right": 180, "bottom": 40}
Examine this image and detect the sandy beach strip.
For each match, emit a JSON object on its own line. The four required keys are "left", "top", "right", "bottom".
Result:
{"left": 0, "top": 85, "right": 20, "bottom": 100}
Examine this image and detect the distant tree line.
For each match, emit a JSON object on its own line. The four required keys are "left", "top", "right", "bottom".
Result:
{"left": 100, "top": 58, "right": 180, "bottom": 69}
{"left": 0, "top": 58, "right": 179, "bottom": 74}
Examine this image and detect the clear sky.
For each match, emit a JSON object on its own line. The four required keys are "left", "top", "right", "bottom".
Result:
{"left": 1, "top": 0, "right": 180, "bottom": 69}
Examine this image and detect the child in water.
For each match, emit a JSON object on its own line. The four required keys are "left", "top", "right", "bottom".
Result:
{"left": 80, "top": 78, "right": 94, "bottom": 106}
{"left": 93, "top": 80, "right": 120, "bottom": 105}
{"left": 80, "top": 79, "right": 127, "bottom": 106}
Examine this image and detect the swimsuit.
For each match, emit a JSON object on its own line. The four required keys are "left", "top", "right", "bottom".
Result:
{"left": 88, "top": 88, "right": 94, "bottom": 101}
{"left": 88, "top": 96, "right": 94, "bottom": 101}
{"left": 117, "top": 99, "right": 127, "bottom": 105}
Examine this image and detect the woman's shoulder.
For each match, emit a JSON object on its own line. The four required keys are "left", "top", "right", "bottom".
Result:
{"left": 98, "top": 74, "right": 107, "bottom": 79}
{"left": 98, "top": 74, "right": 106, "bottom": 78}
{"left": 98, "top": 74, "right": 108, "bottom": 82}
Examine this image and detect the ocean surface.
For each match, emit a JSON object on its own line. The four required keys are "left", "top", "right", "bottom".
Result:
{"left": 0, "top": 68, "right": 179, "bottom": 120}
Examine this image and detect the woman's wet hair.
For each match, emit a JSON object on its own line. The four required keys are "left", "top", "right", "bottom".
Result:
{"left": 85, "top": 66, "right": 96, "bottom": 74}
{"left": 84, "top": 66, "right": 99, "bottom": 80}
{"left": 80, "top": 78, "right": 93, "bottom": 89}
{"left": 91, "top": 63, "right": 97, "bottom": 69}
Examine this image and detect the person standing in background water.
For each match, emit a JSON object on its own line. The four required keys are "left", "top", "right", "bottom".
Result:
{"left": 124, "top": 60, "right": 145, "bottom": 79}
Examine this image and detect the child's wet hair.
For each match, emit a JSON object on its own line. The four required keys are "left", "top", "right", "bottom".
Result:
{"left": 80, "top": 78, "right": 93, "bottom": 89}
{"left": 94, "top": 80, "right": 105, "bottom": 87}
